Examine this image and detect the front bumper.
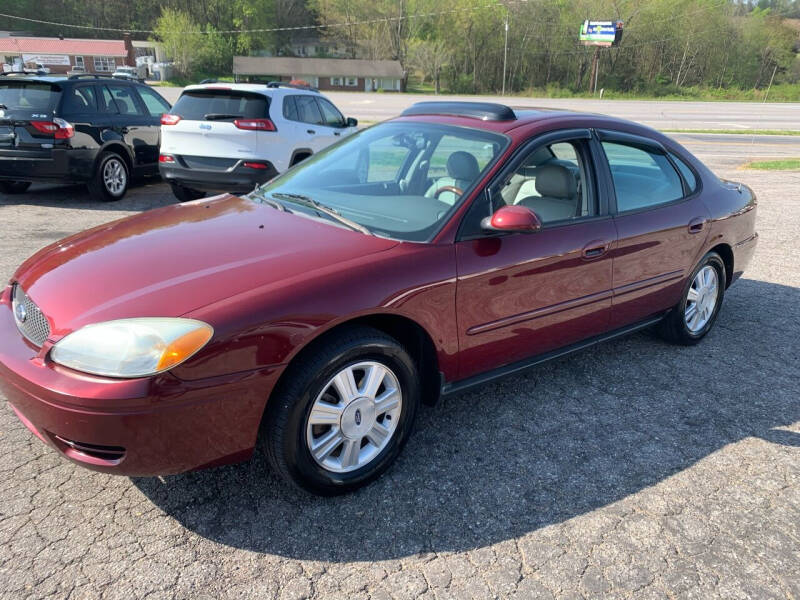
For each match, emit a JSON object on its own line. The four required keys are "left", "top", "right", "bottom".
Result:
{"left": 159, "top": 158, "right": 278, "bottom": 194}
{"left": 0, "top": 287, "right": 280, "bottom": 476}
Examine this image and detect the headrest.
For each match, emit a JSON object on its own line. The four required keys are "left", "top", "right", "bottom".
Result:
{"left": 446, "top": 151, "right": 480, "bottom": 181}
{"left": 535, "top": 164, "right": 577, "bottom": 199}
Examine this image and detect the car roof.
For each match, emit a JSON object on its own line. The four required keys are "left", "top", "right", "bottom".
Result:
{"left": 390, "top": 101, "right": 662, "bottom": 138}
{"left": 182, "top": 82, "right": 321, "bottom": 97}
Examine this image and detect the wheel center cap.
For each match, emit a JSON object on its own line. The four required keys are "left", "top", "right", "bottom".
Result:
{"left": 340, "top": 397, "right": 376, "bottom": 439}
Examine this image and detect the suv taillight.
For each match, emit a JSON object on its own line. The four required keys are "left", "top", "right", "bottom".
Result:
{"left": 161, "top": 114, "right": 181, "bottom": 125}
{"left": 30, "top": 118, "right": 74, "bottom": 139}
{"left": 234, "top": 118, "right": 276, "bottom": 132}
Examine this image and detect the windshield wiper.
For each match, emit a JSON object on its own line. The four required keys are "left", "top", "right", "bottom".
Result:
{"left": 270, "top": 192, "right": 371, "bottom": 235}
{"left": 203, "top": 113, "right": 243, "bottom": 121}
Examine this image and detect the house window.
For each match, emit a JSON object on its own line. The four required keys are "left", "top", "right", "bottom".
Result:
{"left": 345, "top": 77, "right": 357, "bottom": 87}
{"left": 74, "top": 56, "right": 85, "bottom": 69}
{"left": 330, "top": 77, "right": 343, "bottom": 86}
{"left": 93, "top": 56, "right": 115, "bottom": 72}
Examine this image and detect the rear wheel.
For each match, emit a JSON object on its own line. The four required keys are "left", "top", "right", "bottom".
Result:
{"left": 88, "top": 152, "right": 129, "bottom": 202}
{"left": 0, "top": 181, "right": 31, "bottom": 194}
{"left": 264, "top": 326, "right": 420, "bottom": 495}
{"left": 169, "top": 183, "right": 206, "bottom": 202}
{"left": 658, "top": 252, "right": 725, "bottom": 345}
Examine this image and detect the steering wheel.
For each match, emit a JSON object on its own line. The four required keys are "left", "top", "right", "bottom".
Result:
{"left": 434, "top": 185, "right": 464, "bottom": 200}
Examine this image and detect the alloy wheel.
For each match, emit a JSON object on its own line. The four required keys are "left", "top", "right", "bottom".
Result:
{"left": 306, "top": 361, "right": 402, "bottom": 473}
{"left": 685, "top": 265, "right": 719, "bottom": 333}
{"left": 103, "top": 158, "right": 127, "bottom": 196}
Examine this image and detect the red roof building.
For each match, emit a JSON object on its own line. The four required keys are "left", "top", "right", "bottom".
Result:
{"left": 0, "top": 35, "right": 134, "bottom": 74}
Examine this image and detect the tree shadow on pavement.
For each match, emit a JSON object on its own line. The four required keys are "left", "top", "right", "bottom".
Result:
{"left": 133, "top": 278, "right": 800, "bottom": 561}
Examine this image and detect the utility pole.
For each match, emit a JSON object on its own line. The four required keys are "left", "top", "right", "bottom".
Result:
{"left": 589, "top": 47, "right": 600, "bottom": 94}
{"left": 502, "top": 7, "right": 509, "bottom": 96}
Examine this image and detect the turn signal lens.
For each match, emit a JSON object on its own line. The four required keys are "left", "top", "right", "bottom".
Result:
{"left": 156, "top": 327, "right": 214, "bottom": 371}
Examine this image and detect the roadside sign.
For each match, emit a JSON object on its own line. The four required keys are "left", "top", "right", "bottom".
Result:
{"left": 22, "top": 54, "right": 71, "bottom": 66}
{"left": 579, "top": 21, "right": 623, "bottom": 47}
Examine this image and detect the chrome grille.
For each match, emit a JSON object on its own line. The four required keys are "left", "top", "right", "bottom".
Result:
{"left": 12, "top": 284, "right": 51, "bottom": 347}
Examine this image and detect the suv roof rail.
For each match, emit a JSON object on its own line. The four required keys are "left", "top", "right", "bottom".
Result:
{"left": 401, "top": 101, "right": 517, "bottom": 122}
{"left": 265, "top": 81, "right": 319, "bottom": 93}
{"left": 0, "top": 70, "right": 47, "bottom": 77}
{"left": 68, "top": 73, "right": 116, "bottom": 80}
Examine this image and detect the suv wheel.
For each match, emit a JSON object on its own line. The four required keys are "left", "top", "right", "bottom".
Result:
{"left": 0, "top": 181, "right": 31, "bottom": 194}
{"left": 264, "top": 326, "right": 420, "bottom": 495}
{"left": 88, "top": 152, "right": 129, "bottom": 202}
{"left": 169, "top": 183, "right": 206, "bottom": 203}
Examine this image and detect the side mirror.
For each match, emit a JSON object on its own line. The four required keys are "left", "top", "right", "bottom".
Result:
{"left": 481, "top": 205, "right": 542, "bottom": 233}
{"left": 346, "top": 117, "right": 358, "bottom": 128}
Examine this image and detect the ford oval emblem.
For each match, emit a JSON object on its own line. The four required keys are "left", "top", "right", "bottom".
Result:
{"left": 354, "top": 409, "right": 362, "bottom": 426}
{"left": 14, "top": 301, "right": 27, "bottom": 323}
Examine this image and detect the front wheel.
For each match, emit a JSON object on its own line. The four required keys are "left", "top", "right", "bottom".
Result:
{"left": 264, "top": 326, "right": 420, "bottom": 495}
{"left": 0, "top": 181, "right": 31, "bottom": 194}
{"left": 658, "top": 252, "right": 725, "bottom": 345}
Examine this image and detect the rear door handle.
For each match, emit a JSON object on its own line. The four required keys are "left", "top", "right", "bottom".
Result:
{"left": 688, "top": 217, "right": 706, "bottom": 234}
{"left": 582, "top": 240, "right": 610, "bottom": 260}
{"left": 334, "top": 132, "right": 341, "bottom": 136}
{"left": 307, "top": 129, "right": 316, "bottom": 134}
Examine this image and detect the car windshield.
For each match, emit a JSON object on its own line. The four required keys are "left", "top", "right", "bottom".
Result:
{"left": 251, "top": 121, "right": 507, "bottom": 241}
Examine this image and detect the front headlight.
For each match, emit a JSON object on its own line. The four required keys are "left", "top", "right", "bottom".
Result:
{"left": 50, "top": 318, "right": 213, "bottom": 378}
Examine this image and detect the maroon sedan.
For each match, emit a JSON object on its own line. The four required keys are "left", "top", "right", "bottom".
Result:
{"left": 0, "top": 102, "right": 757, "bottom": 494}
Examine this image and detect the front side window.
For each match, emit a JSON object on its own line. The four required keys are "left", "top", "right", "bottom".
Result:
{"left": 317, "top": 97, "right": 344, "bottom": 127}
{"left": 293, "top": 94, "right": 323, "bottom": 124}
{"left": 105, "top": 84, "right": 144, "bottom": 116}
{"left": 252, "top": 122, "right": 507, "bottom": 241}
{"left": 601, "top": 141, "right": 683, "bottom": 212}
{"left": 136, "top": 86, "right": 171, "bottom": 117}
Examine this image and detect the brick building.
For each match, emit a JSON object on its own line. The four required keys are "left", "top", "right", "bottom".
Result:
{"left": 0, "top": 35, "right": 135, "bottom": 74}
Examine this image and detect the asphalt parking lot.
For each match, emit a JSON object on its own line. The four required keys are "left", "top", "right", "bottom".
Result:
{"left": 0, "top": 133, "right": 799, "bottom": 599}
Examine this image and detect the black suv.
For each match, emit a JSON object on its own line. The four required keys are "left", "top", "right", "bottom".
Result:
{"left": 0, "top": 73, "right": 171, "bottom": 201}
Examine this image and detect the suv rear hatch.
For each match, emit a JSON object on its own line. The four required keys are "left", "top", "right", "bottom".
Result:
{"left": 160, "top": 88, "right": 272, "bottom": 171}
{"left": 0, "top": 79, "right": 67, "bottom": 158}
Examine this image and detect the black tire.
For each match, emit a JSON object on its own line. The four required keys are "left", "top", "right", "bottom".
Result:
{"left": 87, "top": 152, "right": 129, "bottom": 202}
{"left": 0, "top": 181, "right": 31, "bottom": 194}
{"left": 658, "top": 252, "right": 726, "bottom": 345}
{"left": 170, "top": 183, "right": 206, "bottom": 202}
{"left": 264, "top": 326, "right": 420, "bottom": 496}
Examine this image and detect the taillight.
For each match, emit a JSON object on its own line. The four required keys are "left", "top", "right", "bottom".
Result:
{"left": 243, "top": 161, "right": 268, "bottom": 169}
{"left": 30, "top": 118, "right": 74, "bottom": 139}
{"left": 234, "top": 118, "right": 276, "bottom": 131}
{"left": 159, "top": 154, "right": 175, "bottom": 163}
{"left": 161, "top": 114, "right": 181, "bottom": 125}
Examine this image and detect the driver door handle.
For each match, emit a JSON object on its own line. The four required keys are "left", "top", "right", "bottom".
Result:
{"left": 582, "top": 240, "right": 610, "bottom": 260}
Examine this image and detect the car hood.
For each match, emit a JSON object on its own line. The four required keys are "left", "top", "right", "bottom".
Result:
{"left": 13, "top": 194, "right": 399, "bottom": 338}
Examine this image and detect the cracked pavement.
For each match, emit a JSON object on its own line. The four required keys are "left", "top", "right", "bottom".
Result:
{"left": 0, "top": 142, "right": 798, "bottom": 599}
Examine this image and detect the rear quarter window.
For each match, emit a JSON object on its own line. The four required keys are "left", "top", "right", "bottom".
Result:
{"left": 0, "top": 81, "right": 60, "bottom": 116}
{"left": 171, "top": 90, "right": 269, "bottom": 121}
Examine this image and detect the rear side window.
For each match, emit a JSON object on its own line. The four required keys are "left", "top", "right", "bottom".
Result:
{"left": 0, "top": 81, "right": 60, "bottom": 116}
{"left": 171, "top": 90, "right": 269, "bottom": 121}
{"left": 60, "top": 85, "right": 97, "bottom": 115}
{"left": 601, "top": 141, "right": 683, "bottom": 212}
{"left": 669, "top": 152, "right": 698, "bottom": 193}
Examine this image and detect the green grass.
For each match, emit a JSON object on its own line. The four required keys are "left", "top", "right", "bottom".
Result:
{"left": 741, "top": 158, "right": 800, "bottom": 170}
{"left": 662, "top": 129, "right": 800, "bottom": 136}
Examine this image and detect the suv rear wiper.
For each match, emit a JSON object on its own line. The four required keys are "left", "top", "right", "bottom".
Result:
{"left": 270, "top": 192, "right": 372, "bottom": 235}
{"left": 203, "top": 113, "right": 243, "bottom": 121}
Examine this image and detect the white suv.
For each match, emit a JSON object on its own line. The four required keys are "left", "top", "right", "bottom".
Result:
{"left": 159, "top": 82, "right": 358, "bottom": 201}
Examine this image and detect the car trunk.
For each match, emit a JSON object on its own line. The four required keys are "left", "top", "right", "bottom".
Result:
{"left": 161, "top": 89, "right": 271, "bottom": 166}
{"left": 0, "top": 80, "right": 62, "bottom": 158}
